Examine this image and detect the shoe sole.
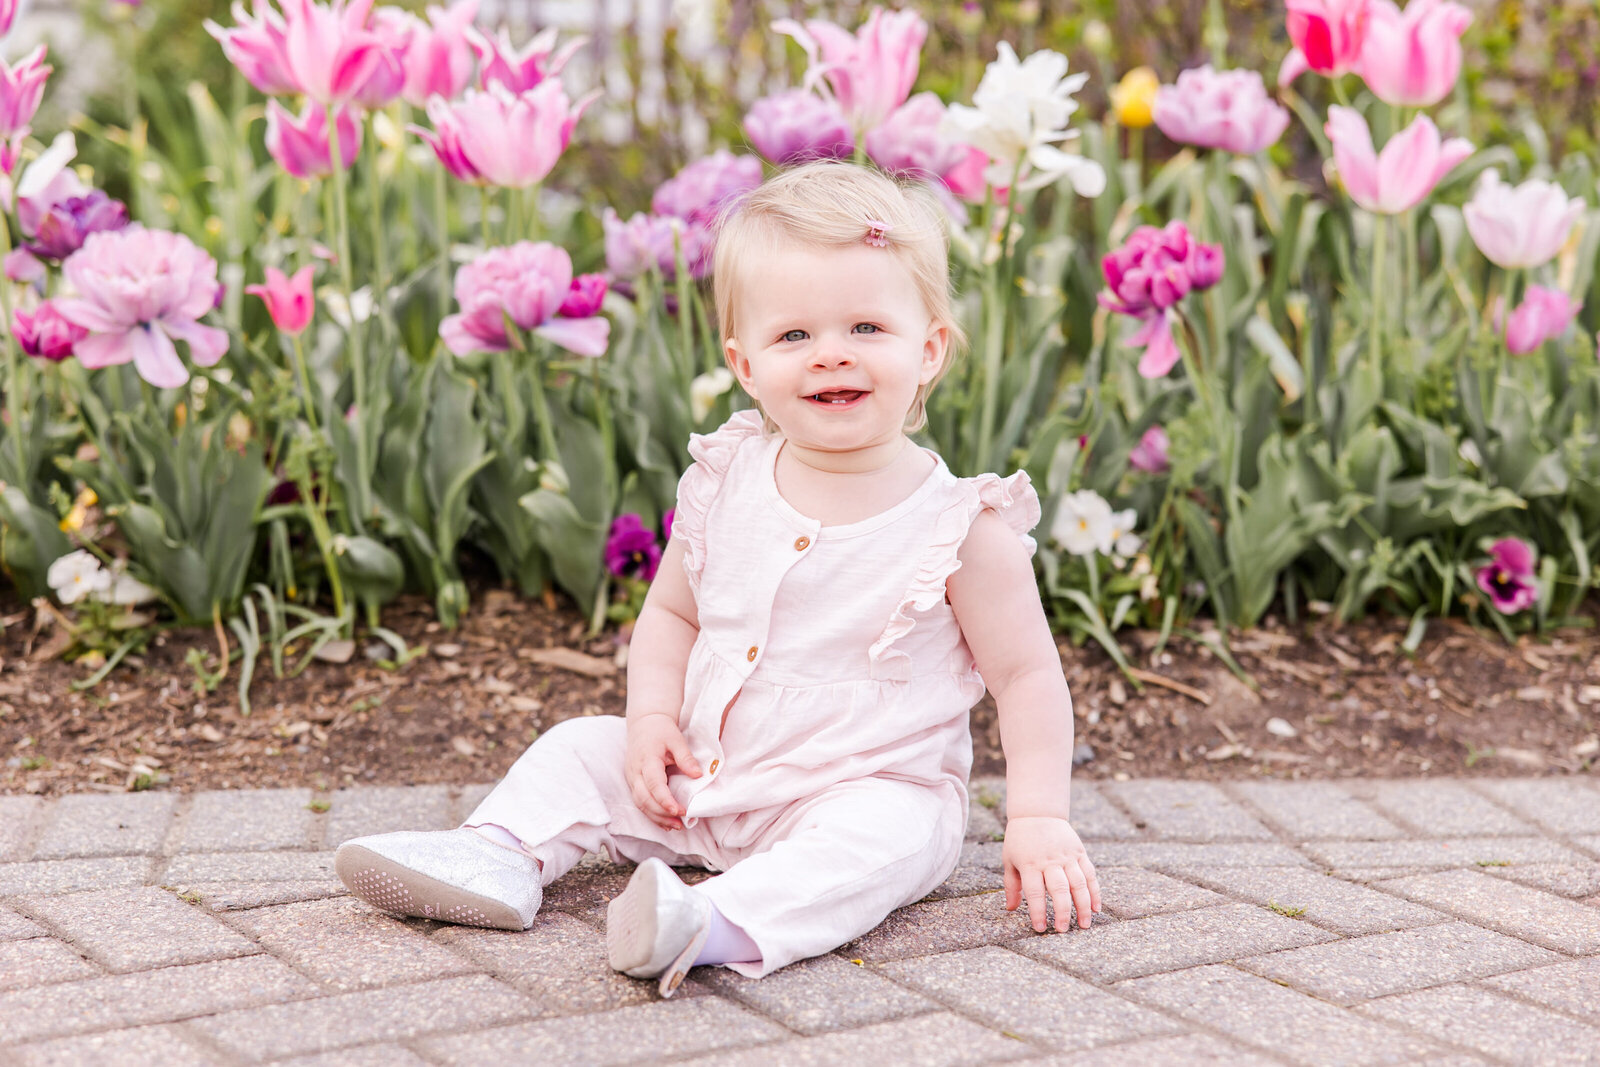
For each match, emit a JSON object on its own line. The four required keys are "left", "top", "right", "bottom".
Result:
{"left": 335, "top": 843, "right": 529, "bottom": 930}
{"left": 605, "top": 859, "right": 666, "bottom": 975}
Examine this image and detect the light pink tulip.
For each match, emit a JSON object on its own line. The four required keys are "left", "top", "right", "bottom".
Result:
{"left": 246, "top": 264, "right": 316, "bottom": 334}
{"left": 5, "top": 248, "right": 44, "bottom": 284}
{"left": 415, "top": 80, "right": 588, "bottom": 189}
{"left": 281, "top": 0, "right": 386, "bottom": 107}
{"left": 1280, "top": 0, "right": 1371, "bottom": 85}
{"left": 651, "top": 150, "right": 762, "bottom": 226}
{"left": 399, "top": 0, "right": 478, "bottom": 108}
{"left": 865, "top": 92, "right": 990, "bottom": 203}
{"left": 0, "top": 46, "right": 52, "bottom": 176}
{"left": 440, "top": 241, "right": 609, "bottom": 357}
{"left": 349, "top": 6, "right": 413, "bottom": 109}
{"left": 774, "top": 6, "right": 926, "bottom": 133}
{"left": 206, "top": 2, "right": 301, "bottom": 97}
{"left": 1129, "top": 426, "right": 1171, "bottom": 473}
{"left": 1325, "top": 106, "right": 1472, "bottom": 214}
{"left": 1356, "top": 0, "right": 1471, "bottom": 107}
{"left": 469, "top": 24, "right": 584, "bottom": 94}
{"left": 1153, "top": 65, "right": 1290, "bottom": 156}
{"left": 1504, "top": 285, "right": 1582, "bottom": 355}
{"left": 744, "top": 90, "right": 853, "bottom": 167}
{"left": 1463, "top": 170, "right": 1586, "bottom": 271}
{"left": 54, "top": 226, "right": 229, "bottom": 389}
{"left": 265, "top": 99, "right": 363, "bottom": 179}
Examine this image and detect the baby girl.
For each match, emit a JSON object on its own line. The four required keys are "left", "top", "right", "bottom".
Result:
{"left": 336, "top": 160, "right": 1100, "bottom": 995}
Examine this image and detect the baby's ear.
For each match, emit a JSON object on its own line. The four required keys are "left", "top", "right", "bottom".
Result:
{"left": 920, "top": 322, "right": 951, "bottom": 384}
{"left": 725, "top": 338, "right": 757, "bottom": 397}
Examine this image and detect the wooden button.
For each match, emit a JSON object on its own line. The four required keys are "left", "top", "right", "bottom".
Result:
{"left": 794, "top": 536, "right": 810, "bottom": 551}
{"left": 709, "top": 759, "right": 720, "bottom": 774}
{"left": 746, "top": 645, "right": 758, "bottom": 661}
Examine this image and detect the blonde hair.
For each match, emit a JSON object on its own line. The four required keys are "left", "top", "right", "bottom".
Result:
{"left": 711, "top": 160, "right": 966, "bottom": 434}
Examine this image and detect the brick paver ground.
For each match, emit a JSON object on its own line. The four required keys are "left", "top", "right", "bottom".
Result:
{"left": 2, "top": 775, "right": 1597, "bottom": 1065}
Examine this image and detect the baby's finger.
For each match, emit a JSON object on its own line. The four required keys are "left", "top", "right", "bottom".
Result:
{"left": 643, "top": 762, "right": 681, "bottom": 818}
{"left": 1044, "top": 867, "right": 1075, "bottom": 932}
{"left": 1003, "top": 861, "right": 1021, "bottom": 911}
{"left": 1067, "top": 863, "right": 1094, "bottom": 930}
{"left": 1083, "top": 857, "right": 1103, "bottom": 915}
{"left": 665, "top": 732, "right": 702, "bottom": 777}
{"left": 1021, "top": 868, "right": 1049, "bottom": 933}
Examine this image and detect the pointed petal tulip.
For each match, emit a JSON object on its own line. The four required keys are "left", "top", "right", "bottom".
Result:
{"left": 410, "top": 97, "right": 485, "bottom": 183}
{"left": 349, "top": 7, "right": 413, "bottom": 109}
{"left": 469, "top": 24, "right": 585, "bottom": 94}
{"left": 1326, "top": 106, "right": 1471, "bottom": 214}
{"left": 1463, "top": 170, "right": 1586, "bottom": 270}
{"left": 430, "top": 80, "right": 581, "bottom": 189}
{"left": 1356, "top": 0, "right": 1472, "bottom": 107}
{"left": 246, "top": 264, "right": 316, "bottom": 334}
{"left": 776, "top": 7, "right": 926, "bottom": 134}
{"left": 281, "top": 0, "right": 386, "bottom": 106}
{"left": 0, "top": 46, "right": 52, "bottom": 176}
{"left": 265, "top": 99, "right": 362, "bottom": 179}
{"left": 1286, "top": 0, "right": 1372, "bottom": 76}
{"left": 0, "top": 0, "right": 17, "bottom": 35}
{"left": 206, "top": 2, "right": 300, "bottom": 97}
{"left": 1277, "top": 47, "right": 1312, "bottom": 88}
{"left": 399, "top": 0, "right": 479, "bottom": 107}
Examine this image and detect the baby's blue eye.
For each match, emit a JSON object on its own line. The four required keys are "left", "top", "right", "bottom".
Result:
{"left": 781, "top": 329, "right": 807, "bottom": 343}
{"left": 853, "top": 323, "right": 880, "bottom": 334}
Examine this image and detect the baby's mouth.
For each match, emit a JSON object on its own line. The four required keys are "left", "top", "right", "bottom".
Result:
{"left": 808, "top": 390, "right": 866, "bottom": 405}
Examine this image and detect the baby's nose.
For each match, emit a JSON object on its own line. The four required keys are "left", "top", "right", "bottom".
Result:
{"left": 810, "top": 341, "right": 855, "bottom": 369}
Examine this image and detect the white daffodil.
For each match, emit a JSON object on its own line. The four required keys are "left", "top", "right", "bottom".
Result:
{"left": 47, "top": 549, "right": 111, "bottom": 605}
{"left": 1050, "top": 489, "right": 1116, "bottom": 556}
{"left": 690, "top": 367, "right": 735, "bottom": 423}
{"left": 940, "top": 42, "right": 1106, "bottom": 195}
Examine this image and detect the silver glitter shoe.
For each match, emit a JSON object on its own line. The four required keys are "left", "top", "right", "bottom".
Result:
{"left": 605, "top": 857, "right": 712, "bottom": 997}
{"left": 335, "top": 828, "right": 541, "bottom": 930}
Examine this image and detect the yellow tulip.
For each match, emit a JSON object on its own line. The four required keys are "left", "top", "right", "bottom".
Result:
{"left": 1111, "top": 66, "right": 1160, "bottom": 129}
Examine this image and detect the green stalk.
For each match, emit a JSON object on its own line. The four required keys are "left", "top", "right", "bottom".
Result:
{"left": 1369, "top": 213, "right": 1387, "bottom": 370}
{"left": 362, "top": 116, "right": 391, "bottom": 352}
{"left": 434, "top": 165, "right": 452, "bottom": 314}
{"left": 324, "top": 102, "right": 370, "bottom": 531}
{"left": 480, "top": 185, "right": 494, "bottom": 248}
{"left": 0, "top": 215, "right": 26, "bottom": 479}
{"left": 508, "top": 184, "right": 523, "bottom": 245}
{"left": 509, "top": 322, "right": 561, "bottom": 462}
{"left": 974, "top": 157, "right": 1026, "bottom": 474}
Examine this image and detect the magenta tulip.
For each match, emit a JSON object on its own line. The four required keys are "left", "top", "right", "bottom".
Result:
{"left": 558, "top": 273, "right": 608, "bottom": 319}
{"left": 24, "top": 189, "right": 129, "bottom": 261}
{"left": 1129, "top": 426, "right": 1171, "bottom": 474}
{"left": 650, "top": 150, "right": 762, "bottom": 226}
{"left": 1099, "top": 221, "right": 1223, "bottom": 379}
{"left": 440, "top": 241, "right": 609, "bottom": 358}
{"left": 865, "top": 91, "right": 989, "bottom": 203}
{"left": 54, "top": 227, "right": 229, "bottom": 389}
{"left": 0, "top": 0, "right": 17, "bottom": 36}
{"left": 1504, "top": 286, "right": 1582, "bottom": 356}
{"left": 773, "top": 6, "right": 926, "bottom": 133}
{"left": 469, "top": 24, "right": 585, "bottom": 94}
{"left": 744, "top": 90, "right": 853, "bottom": 167}
{"left": 1463, "top": 171, "right": 1586, "bottom": 271}
{"left": 1280, "top": 0, "right": 1372, "bottom": 85}
{"left": 265, "top": 99, "right": 362, "bottom": 179}
{"left": 281, "top": 0, "right": 386, "bottom": 107}
{"left": 1325, "top": 106, "right": 1472, "bottom": 215}
{"left": 206, "top": 2, "right": 301, "bottom": 97}
{"left": 415, "top": 80, "right": 588, "bottom": 189}
{"left": 349, "top": 6, "right": 413, "bottom": 109}
{"left": 1153, "top": 65, "right": 1290, "bottom": 156}
{"left": 246, "top": 264, "right": 317, "bottom": 334}
{"left": 12, "top": 301, "right": 88, "bottom": 362}
{"left": 398, "top": 0, "right": 478, "bottom": 108}
{"left": 1356, "top": 0, "right": 1471, "bottom": 107}
{"left": 0, "top": 46, "right": 52, "bottom": 176}
{"left": 1475, "top": 537, "right": 1537, "bottom": 614}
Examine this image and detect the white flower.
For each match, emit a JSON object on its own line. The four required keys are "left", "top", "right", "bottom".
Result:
{"left": 690, "top": 367, "right": 735, "bottom": 423}
{"left": 1109, "top": 508, "right": 1142, "bottom": 559}
{"left": 1050, "top": 489, "right": 1115, "bottom": 556}
{"left": 1457, "top": 438, "right": 1483, "bottom": 468}
{"left": 104, "top": 570, "right": 159, "bottom": 606}
{"left": 940, "top": 42, "right": 1106, "bottom": 195}
{"left": 47, "top": 549, "right": 111, "bottom": 605}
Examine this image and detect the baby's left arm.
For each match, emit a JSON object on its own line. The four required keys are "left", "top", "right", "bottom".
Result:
{"left": 947, "top": 509, "right": 1101, "bottom": 932}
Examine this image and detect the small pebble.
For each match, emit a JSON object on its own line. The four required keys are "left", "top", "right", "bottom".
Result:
{"left": 1266, "top": 716, "right": 1298, "bottom": 739}
{"left": 1072, "top": 742, "right": 1096, "bottom": 766}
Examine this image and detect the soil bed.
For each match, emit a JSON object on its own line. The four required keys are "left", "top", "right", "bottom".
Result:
{"left": 2, "top": 590, "right": 1596, "bottom": 797}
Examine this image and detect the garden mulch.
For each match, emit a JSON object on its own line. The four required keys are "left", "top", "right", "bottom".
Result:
{"left": 2, "top": 589, "right": 1597, "bottom": 798}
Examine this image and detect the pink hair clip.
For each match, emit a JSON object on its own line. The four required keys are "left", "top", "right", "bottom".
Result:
{"left": 864, "top": 219, "right": 890, "bottom": 248}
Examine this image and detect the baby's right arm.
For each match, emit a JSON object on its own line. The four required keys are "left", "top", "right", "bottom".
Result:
{"left": 623, "top": 537, "right": 703, "bottom": 830}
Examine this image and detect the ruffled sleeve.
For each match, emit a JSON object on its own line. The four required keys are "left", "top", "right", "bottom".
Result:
{"left": 868, "top": 470, "right": 1041, "bottom": 682}
{"left": 672, "top": 408, "right": 767, "bottom": 595}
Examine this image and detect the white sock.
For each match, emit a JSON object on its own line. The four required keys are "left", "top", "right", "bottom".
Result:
{"left": 692, "top": 903, "right": 761, "bottom": 966}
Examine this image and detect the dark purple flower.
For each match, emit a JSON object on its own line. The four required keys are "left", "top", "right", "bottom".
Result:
{"left": 12, "top": 300, "right": 87, "bottom": 361}
{"left": 605, "top": 513, "right": 662, "bottom": 581}
{"left": 24, "top": 189, "right": 129, "bottom": 261}
{"left": 559, "top": 273, "right": 608, "bottom": 318}
{"left": 1475, "top": 536, "right": 1538, "bottom": 614}
{"left": 650, "top": 150, "right": 762, "bottom": 227}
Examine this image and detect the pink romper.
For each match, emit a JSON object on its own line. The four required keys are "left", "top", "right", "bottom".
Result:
{"left": 468, "top": 409, "right": 1041, "bottom": 976}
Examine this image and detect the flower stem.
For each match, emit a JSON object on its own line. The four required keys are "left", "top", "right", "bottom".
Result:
{"left": 0, "top": 212, "right": 26, "bottom": 480}
{"left": 1369, "top": 213, "right": 1386, "bottom": 369}
{"left": 509, "top": 323, "right": 561, "bottom": 462}
{"left": 362, "top": 117, "right": 391, "bottom": 352}
{"left": 434, "top": 166, "right": 452, "bottom": 315}
{"left": 324, "top": 102, "right": 370, "bottom": 531}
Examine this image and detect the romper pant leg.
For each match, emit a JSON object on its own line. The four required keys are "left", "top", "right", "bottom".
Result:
{"left": 464, "top": 716, "right": 709, "bottom": 886}
{"left": 694, "top": 777, "right": 965, "bottom": 977}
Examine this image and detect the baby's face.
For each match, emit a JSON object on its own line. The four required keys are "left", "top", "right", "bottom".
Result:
{"left": 724, "top": 238, "right": 947, "bottom": 457}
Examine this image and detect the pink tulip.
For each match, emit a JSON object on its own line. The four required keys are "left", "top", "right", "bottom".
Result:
{"left": 348, "top": 6, "right": 413, "bottom": 109}
{"left": 398, "top": 0, "right": 478, "bottom": 108}
{"left": 1475, "top": 537, "right": 1537, "bottom": 614}
{"left": 773, "top": 6, "right": 926, "bottom": 133}
{"left": 558, "top": 273, "right": 608, "bottom": 319}
{"left": 25, "top": 189, "right": 129, "bottom": 261}
{"left": 414, "top": 80, "right": 589, "bottom": 189}
{"left": 1356, "top": 0, "right": 1471, "bottom": 107}
{"left": 1281, "top": 0, "right": 1371, "bottom": 85}
{"left": 0, "top": 46, "right": 52, "bottom": 176}
{"left": 246, "top": 264, "right": 317, "bottom": 334}
{"left": 1129, "top": 426, "right": 1171, "bottom": 473}
{"left": 744, "top": 90, "right": 853, "bottom": 167}
{"left": 13, "top": 301, "right": 88, "bottom": 362}
{"left": 281, "top": 0, "right": 386, "bottom": 107}
{"left": 1463, "top": 171, "right": 1585, "bottom": 271}
{"left": 0, "top": 0, "right": 17, "bottom": 36}
{"left": 651, "top": 150, "right": 762, "bottom": 226}
{"left": 265, "top": 99, "right": 363, "bottom": 179}
{"left": 54, "top": 226, "right": 229, "bottom": 389}
{"left": 1325, "top": 106, "right": 1472, "bottom": 215}
{"left": 4, "top": 248, "right": 44, "bottom": 284}
{"left": 1504, "top": 286, "right": 1582, "bottom": 356}
{"left": 1153, "top": 65, "right": 1290, "bottom": 156}
{"left": 205, "top": 2, "right": 300, "bottom": 97}
{"left": 601, "top": 209, "right": 712, "bottom": 282}
{"left": 865, "top": 91, "right": 990, "bottom": 203}
{"left": 469, "top": 24, "right": 585, "bottom": 94}
{"left": 440, "top": 241, "right": 610, "bottom": 358}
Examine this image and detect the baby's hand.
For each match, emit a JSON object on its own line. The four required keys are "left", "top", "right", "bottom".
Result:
{"left": 1002, "top": 816, "right": 1101, "bottom": 932}
{"left": 624, "top": 712, "right": 702, "bottom": 833}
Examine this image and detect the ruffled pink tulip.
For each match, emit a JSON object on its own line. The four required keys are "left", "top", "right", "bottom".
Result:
{"left": 1099, "top": 221, "right": 1223, "bottom": 379}
{"left": 1475, "top": 537, "right": 1537, "bottom": 614}
{"left": 349, "top": 6, "right": 413, "bottom": 109}
{"left": 558, "top": 273, "right": 608, "bottom": 319}
{"left": 54, "top": 227, "right": 229, "bottom": 389}
{"left": 469, "top": 24, "right": 584, "bottom": 94}
{"left": 601, "top": 209, "right": 711, "bottom": 282}
{"left": 246, "top": 264, "right": 316, "bottom": 334}
{"left": 414, "top": 80, "right": 588, "bottom": 189}
{"left": 13, "top": 301, "right": 88, "bottom": 362}
{"left": 1153, "top": 65, "right": 1290, "bottom": 156}
{"left": 1356, "top": 0, "right": 1471, "bottom": 107}
{"left": 1325, "top": 106, "right": 1472, "bottom": 215}
{"left": 1129, "top": 426, "right": 1171, "bottom": 474}
{"left": 744, "top": 90, "right": 853, "bottom": 167}
{"left": 1463, "top": 170, "right": 1586, "bottom": 271}
{"left": 651, "top": 149, "right": 762, "bottom": 226}
{"left": 440, "top": 241, "right": 609, "bottom": 357}
{"left": 865, "top": 91, "right": 990, "bottom": 203}
{"left": 281, "top": 0, "right": 386, "bottom": 107}
{"left": 773, "top": 6, "right": 926, "bottom": 133}
{"left": 398, "top": 0, "right": 478, "bottom": 108}
{"left": 1504, "top": 286, "right": 1582, "bottom": 356}
{"left": 265, "top": 99, "right": 363, "bottom": 179}
{"left": 0, "top": 46, "right": 52, "bottom": 176}
{"left": 1280, "top": 0, "right": 1371, "bottom": 85}
{"left": 206, "top": 2, "right": 300, "bottom": 97}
